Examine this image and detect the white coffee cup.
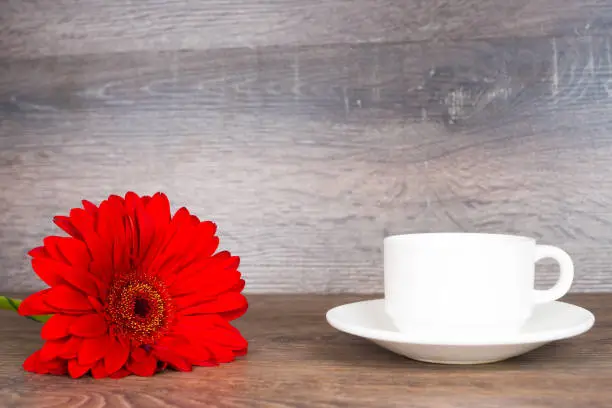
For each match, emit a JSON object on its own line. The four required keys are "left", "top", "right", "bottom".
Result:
{"left": 383, "top": 232, "right": 574, "bottom": 337}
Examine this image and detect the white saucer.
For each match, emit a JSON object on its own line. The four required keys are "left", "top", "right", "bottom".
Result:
{"left": 326, "top": 299, "right": 594, "bottom": 364}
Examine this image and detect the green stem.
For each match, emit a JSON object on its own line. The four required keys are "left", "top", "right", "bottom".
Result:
{"left": 0, "top": 296, "right": 51, "bottom": 323}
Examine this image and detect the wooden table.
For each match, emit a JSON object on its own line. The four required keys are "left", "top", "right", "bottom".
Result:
{"left": 0, "top": 294, "right": 609, "bottom": 407}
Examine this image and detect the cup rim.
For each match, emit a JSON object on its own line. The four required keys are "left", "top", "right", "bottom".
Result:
{"left": 383, "top": 232, "right": 536, "bottom": 244}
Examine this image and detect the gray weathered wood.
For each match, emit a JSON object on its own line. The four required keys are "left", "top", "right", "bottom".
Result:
{"left": 0, "top": 294, "right": 609, "bottom": 407}
{"left": 2, "top": 36, "right": 612, "bottom": 292}
{"left": 2, "top": 0, "right": 612, "bottom": 57}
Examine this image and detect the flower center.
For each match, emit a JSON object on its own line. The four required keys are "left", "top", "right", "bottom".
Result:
{"left": 105, "top": 275, "right": 174, "bottom": 345}
{"left": 134, "top": 297, "right": 151, "bottom": 318}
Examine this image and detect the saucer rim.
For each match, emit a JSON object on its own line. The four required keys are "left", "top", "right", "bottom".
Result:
{"left": 325, "top": 299, "right": 595, "bottom": 346}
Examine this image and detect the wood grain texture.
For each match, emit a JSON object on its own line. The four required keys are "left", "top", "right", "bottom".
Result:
{"left": 0, "top": 293, "right": 609, "bottom": 407}
{"left": 3, "top": 35, "right": 612, "bottom": 292}
{"left": 2, "top": 0, "right": 612, "bottom": 58}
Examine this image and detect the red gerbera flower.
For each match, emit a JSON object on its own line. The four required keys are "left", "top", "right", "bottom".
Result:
{"left": 18, "top": 192, "right": 248, "bottom": 378}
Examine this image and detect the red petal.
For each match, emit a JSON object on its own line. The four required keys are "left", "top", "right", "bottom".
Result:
{"left": 172, "top": 291, "right": 214, "bottom": 311}
{"left": 199, "top": 326, "right": 247, "bottom": 350}
{"left": 70, "top": 313, "right": 107, "bottom": 337}
{"left": 136, "top": 205, "right": 155, "bottom": 261}
{"left": 28, "top": 246, "right": 49, "bottom": 259}
{"left": 154, "top": 334, "right": 211, "bottom": 369}
{"left": 184, "top": 221, "right": 219, "bottom": 260}
{"left": 59, "top": 336, "right": 82, "bottom": 359}
{"left": 171, "top": 269, "right": 242, "bottom": 298}
{"left": 109, "top": 368, "right": 131, "bottom": 379}
{"left": 104, "top": 337, "right": 130, "bottom": 374}
{"left": 152, "top": 348, "right": 192, "bottom": 372}
{"left": 172, "top": 206, "right": 191, "bottom": 223}
{"left": 221, "top": 304, "right": 248, "bottom": 321}
{"left": 172, "top": 251, "right": 238, "bottom": 287}
{"left": 46, "top": 360, "right": 69, "bottom": 376}
{"left": 166, "top": 249, "right": 229, "bottom": 289}
{"left": 140, "top": 206, "right": 191, "bottom": 273}
{"left": 149, "top": 208, "right": 195, "bottom": 273}
{"left": 41, "top": 314, "right": 77, "bottom": 340}
{"left": 33, "top": 258, "right": 98, "bottom": 297}
{"left": 95, "top": 199, "right": 128, "bottom": 273}
{"left": 18, "top": 289, "right": 56, "bottom": 316}
{"left": 162, "top": 244, "right": 218, "bottom": 289}
{"left": 138, "top": 193, "right": 171, "bottom": 268}
{"left": 127, "top": 354, "right": 157, "bottom": 377}
{"left": 79, "top": 336, "right": 109, "bottom": 365}
{"left": 89, "top": 260, "right": 112, "bottom": 299}
{"left": 130, "top": 347, "right": 147, "bottom": 362}
{"left": 69, "top": 208, "right": 113, "bottom": 285}
{"left": 206, "top": 250, "right": 230, "bottom": 262}
{"left": 203, "top": 342, "right": 237, "bottom": 363}
{"left": 45, "top": 285, "right": 94, "bottom": 312}
{"left": 231, "top": 279, "right": 246, "bottom": 293}
{"left": 53, "top": 215, "right": 83, "bottom": 240}
{"left": 30, "top": 258, "right": 64, "bottom": 288}
{"left": 68, "top": 359, "right": 94, "bottom": 378}
{"left": 107, "top": 195, "right": 126, "bottom": 208}
{"left": 43, "top": 236, "right": 71, "bottom": 264}
{"left": 145, "top": 193, "right": 171, "bottom": 227}
{"left": 224, "top": 254, "right": 240, "bottom": 270}
{"left": 124, "top": 191, "right": 141, "bottom": 210}
{"left": 81, "top": 199, "right": 99, "bottom": 215}
{"left": 177, "top": 292, "right": 248, "bottom": 320}
{"left": 197, "top": 220, "right": 217, "bottom": 237}
{"left": 175, "top": 315, "right": 248, "bottom": 351}
{"left": 112, "top": 236, "right": 128, "bottom": 276}
{"left": 173, "top": 313, "right": 218, "bottom": 329}
{"left": 45, "top": 237, "right": 95, "bottom": 294}
{"left": 96, "top": 199, "right": 123, "bottom": 242}
{"left": 88, "top": 296, "right": 105, "bottom": 313}
{"left": 192, "top": 359, "right": 218, "bottom": 367}
{"left": 91, "top": 360, "right": 108, "bottom": 379}
{"left": 118, "top": 201, "right": 155, "bottom": 264}
{"left": 45, "top": 360, "right": 68, "bottom": 375}
{"left": 180, "top": 343, "right": 213, "bottom": 364}
{"left": 39, "top": 339, "right": 68, "bottom": 361}
{"left": 23, "top": 350, "right": 42, "bottom": 372}
{"left": 50, "top": 236, "right": 91, "bottom": 269}
{"left": 23, "top": 351, "right": 68, "bottom": 375}
{"left": 164, "top": 334, "right": 225, "bottom": 366}
{"left": 176, "top": 221, "right": 219, "bottom": 267}
{"left": 170, "top": 252, "right": 238, "bottom": 298}
{"left": 68, "top": 208, "right": 95, "bottom": 234}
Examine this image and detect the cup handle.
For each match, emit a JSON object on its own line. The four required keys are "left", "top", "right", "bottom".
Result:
{"left": 533, "top": 245, "right": 574, "bottom": 304}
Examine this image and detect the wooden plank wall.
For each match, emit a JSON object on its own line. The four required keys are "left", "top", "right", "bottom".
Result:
{"left": 2, "top": 0, "right": 612, "bottom": 293}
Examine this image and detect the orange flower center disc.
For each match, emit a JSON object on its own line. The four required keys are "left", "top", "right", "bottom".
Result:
{"left": 106, "top": 275, "right": 174, "bottom": 345}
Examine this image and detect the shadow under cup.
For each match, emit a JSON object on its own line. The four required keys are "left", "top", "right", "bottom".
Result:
{"left": 383, "top": 233, "right": 574, "bottom": 338}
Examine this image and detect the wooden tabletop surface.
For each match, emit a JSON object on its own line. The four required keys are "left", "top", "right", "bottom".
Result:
{"left": 0, "top": 293, "right": 609, "bottom": 407}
